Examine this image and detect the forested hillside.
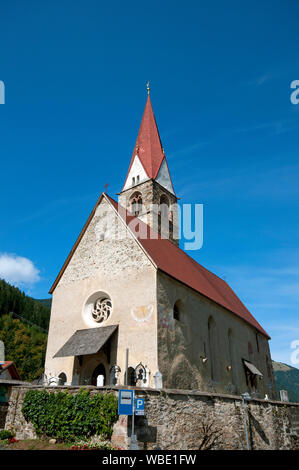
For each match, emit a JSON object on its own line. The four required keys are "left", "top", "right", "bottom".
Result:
{"left": 36, "top": 298, "right": 52, "bottom": 310}
{"left": 0, "top": 279, "right": 51, "bottom": 381}
{"left": 0, "top": 314, "right": 47, "bottom": 381}
{"left": 272, "top": 361, "right": 299, "bottom": 403}
{"left": 0, "top": 279, "right": 50, "bottom": 330}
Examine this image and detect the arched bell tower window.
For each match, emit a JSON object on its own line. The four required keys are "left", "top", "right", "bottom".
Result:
{"left": 130, "top": 191, "right": 143, "bottom": 216}
{"left": 159, "top": 194, "right": 169, "bottom": 218}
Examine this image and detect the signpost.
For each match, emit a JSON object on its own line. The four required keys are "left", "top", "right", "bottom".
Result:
{"left": 118, "top": 391, "right": 146, "bottom": 450}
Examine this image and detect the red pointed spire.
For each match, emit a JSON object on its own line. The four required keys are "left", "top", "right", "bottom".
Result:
{"left": 124, "top": 93, "right": 165, "bottom": 184}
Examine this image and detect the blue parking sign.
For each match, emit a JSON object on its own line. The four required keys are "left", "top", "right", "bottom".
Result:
{"left": 118, "top": 389, "right": 134, "bottom": 415}
{"left": 135, "top": 398, "right": 145, "bottom": 416}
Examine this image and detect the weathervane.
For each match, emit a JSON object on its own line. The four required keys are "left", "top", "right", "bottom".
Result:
{"left": 146, "top": 81, "right": 150, "bottom": 95}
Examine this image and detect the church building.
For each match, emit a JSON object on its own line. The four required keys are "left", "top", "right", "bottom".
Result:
{"left": 44, "top": 88, "right": 276, "bottom": 398}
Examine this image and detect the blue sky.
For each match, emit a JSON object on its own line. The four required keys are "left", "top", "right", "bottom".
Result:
{"left": 0, "top": 1, "right": 298, "bottom": 366}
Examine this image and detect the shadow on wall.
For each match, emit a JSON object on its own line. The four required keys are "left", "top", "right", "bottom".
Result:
{"left": 248, "top": 411, "right": 270, "bottom": 447}
{"left": 128, "top": 416, "right": 157, "bottom": 450}
{"left": 169, "top": 354, "right": 199, "bottom": 390}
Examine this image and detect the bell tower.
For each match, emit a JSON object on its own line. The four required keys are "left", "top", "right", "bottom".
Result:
{"left": 118, "top": 85, "right": 179, "bottom": 245}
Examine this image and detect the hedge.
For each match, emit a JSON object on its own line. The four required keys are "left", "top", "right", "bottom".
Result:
{"left": 22, "top": 389, "right": 118, "bottom": 441}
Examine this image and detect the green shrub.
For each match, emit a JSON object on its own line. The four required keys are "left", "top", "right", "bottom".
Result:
{"left": 0, "top": 429, "right": 15, "bottom": 440}
{"left": 22, "top": 389, "right": 118, "bottom": 441}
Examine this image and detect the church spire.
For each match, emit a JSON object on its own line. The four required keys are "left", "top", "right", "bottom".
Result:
{"left": 121, "top": 87, "right": 175, "bottom": 195}
{"left": 129, "top": 92, "right": 165, "bottom": 181}
{"left": 119, "top": 88, "right": 178, "bottom": 243}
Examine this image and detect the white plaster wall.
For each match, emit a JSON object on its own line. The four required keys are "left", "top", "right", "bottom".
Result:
{"left": 123, "top": 155, "right": 149, "bottom": 191}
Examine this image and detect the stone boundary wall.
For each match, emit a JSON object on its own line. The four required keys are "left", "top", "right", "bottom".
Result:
{"left": 3, "top": 385, "right": 299, "bottom": 450}
{"left": 0, "top": 403, "right": 8, "bottom": 429}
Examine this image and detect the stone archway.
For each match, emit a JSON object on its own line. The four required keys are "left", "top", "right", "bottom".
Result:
{"left": 91, "top": 363, "right": 106, "bottom": 386}
{"left": 58, "top": 372, "right": 67, "bottom": 385}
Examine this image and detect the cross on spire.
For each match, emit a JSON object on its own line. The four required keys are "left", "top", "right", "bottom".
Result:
{"left": 104, "top": 183, "right": 109, "bottom": 194}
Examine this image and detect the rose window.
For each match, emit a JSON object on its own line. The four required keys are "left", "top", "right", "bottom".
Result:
{"left": 91, "top": 297, "right": 112, "bottom": 323}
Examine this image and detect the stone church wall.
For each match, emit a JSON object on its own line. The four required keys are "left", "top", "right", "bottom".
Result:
{"left": 157, "top": 272, "right": 276, "bottom": 398}
{"left": 4, "top": 385, "right": 299, "bottom": 450}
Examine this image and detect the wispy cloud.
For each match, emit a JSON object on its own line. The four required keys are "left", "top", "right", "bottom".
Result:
{"left": 167, "top": 140, "right": 211, "bottom": 160}
{"left": 248, "top": 74, "right": 274, "bottom": 87}
{"left": 0, "top": 253, "right": 40, "bottom": 286}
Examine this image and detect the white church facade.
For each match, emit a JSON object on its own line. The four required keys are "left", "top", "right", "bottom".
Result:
{"left": 44, "top": 90, "right": 276, "bottom": 398}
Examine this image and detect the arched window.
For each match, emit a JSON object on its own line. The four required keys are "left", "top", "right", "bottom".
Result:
{"left": 228, "top": 329, "right": 238, "bottom": 392}
{"left": 208, "top": 316, "right": 218, "bottom": 382}
{"left": 173, "top": 300, "right": 181, "bottom": 321}
{"left": 265, "top": 355, "right": 272, "bottom": 379}
{"left": 159, "top": 194, "right": 169, "bottom": 218}
{"left": 130, "top": 192, "right": 143, "bottom": 216}
{"left": 248, "top": 342, "right": 253, "bottom": 361}
{"left": 255, "top": 333, "right": 260, "bottom": 353}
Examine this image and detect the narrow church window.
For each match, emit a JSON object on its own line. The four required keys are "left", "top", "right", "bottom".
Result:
{"left": 248, "top": 342, "right": 253, "bottom": 361}
{"left": 130, "top": 192, "right": 143, "bottom": 216}
{"left": 132, "top": 177, "right": 135, "bottom": 186}
{"left": 159, "top": 194, "right": 169, "bottom": 218}
{"left": 208, "top": 316, "right": 218, "bottom": 382}
{"left": 265, "top": 355, "right": 272, "bottom": 379}
{"left": 136, "top": 175, "right": 140, "bottom": 184}
{"left": 173, "top": 301, "right": 180, "bottom": 321}
{"left": 256, "top": 333, "right": 260, "bottom": 353}
{"left": 228, "top": 329, "right": 238, "bottom": 392}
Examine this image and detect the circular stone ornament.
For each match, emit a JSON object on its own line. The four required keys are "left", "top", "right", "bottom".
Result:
{"left": 91, "top": 297, "right": 112, "bottom": 323}
{"left": 82, "top": 291, "right": 113, "bottom": 327}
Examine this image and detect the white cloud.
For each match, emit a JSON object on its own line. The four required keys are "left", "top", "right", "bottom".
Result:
{"left": 0, "top": 253, "right": 40, "bottom": 286}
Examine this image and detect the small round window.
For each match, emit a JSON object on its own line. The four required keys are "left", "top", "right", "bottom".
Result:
{"left": 91, "top": 297, "right": 112, "bottom": 323}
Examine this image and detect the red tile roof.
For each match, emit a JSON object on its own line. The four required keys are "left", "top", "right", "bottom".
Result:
{"left": 107, "top": 195, "right": 270, "bottom": 339}
{"left": 122, "top": 95, "right": 169, "bottom": 189}
{"left": 0, "top": 361, "right": 21, "bottom": 380}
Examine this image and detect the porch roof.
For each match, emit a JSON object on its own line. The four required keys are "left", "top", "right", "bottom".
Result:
{"left": 53, "top": 325, "right": 118, "bottom": 358}
{"left": 243, "top": 360, "right": 263, "bottom": 377}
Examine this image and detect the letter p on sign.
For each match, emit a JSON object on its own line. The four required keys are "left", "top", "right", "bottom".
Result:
{"left": 135, "top": 398, "right": 145, "bottom": 415}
